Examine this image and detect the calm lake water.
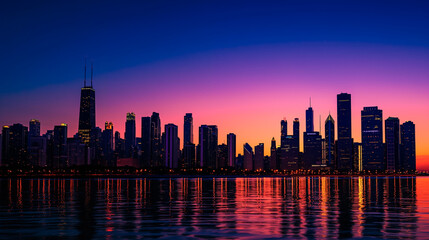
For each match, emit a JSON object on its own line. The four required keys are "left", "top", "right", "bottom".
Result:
{"left": 0, "top": 176, "right": 428, "bottom": 239}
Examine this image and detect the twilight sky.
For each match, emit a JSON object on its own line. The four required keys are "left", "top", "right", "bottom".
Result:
{"left": 1, "top": 1, "right": 429, "bottom": 169}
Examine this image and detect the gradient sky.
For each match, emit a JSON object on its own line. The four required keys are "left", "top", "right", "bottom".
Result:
{"left": 1, "top": 1, "right": 428, "bottom": 169}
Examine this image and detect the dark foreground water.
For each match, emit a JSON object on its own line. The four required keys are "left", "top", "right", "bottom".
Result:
{"left": 0, "top": 177, "right": 428, "bottom": 239}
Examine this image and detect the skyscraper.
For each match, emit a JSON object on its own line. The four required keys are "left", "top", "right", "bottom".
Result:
{"left": 125, "top": 112, "right": 136, "bottom": 157}
{"left": 306, "top": 103, "right": 314, "bottom": 133}
{"left": 361, "top": 106, "right": 384, "bottom": 171}
{"left": 281, "top": 119, "right": 287, "bottom": 147}
{"left": 164, "top": 124, "right": 179, "bottom": 169}
{"left": 151, "top": 112, "right": 162, "bottom": 167}
{"left": 198, "top": 125, "right": 218, "bottom": 169}
{"left": 243, "top": 143, "right": 253, "bottom": 171}
{"left": 78, "top": 63, "right": 96, "bottom": 146}
{"left": 102, "top": 122, "right": 114, "bottom": 166}
{"left": 53, "top": 124, "right": 68, "bottom": 168}
{"left": 227, "top": 133, "right": 236, "bottom": 167}
{"left": 293, "top": 118, "right": 300, "bottom": 153}
{"left": 303, "top": 132, "right": 322, "bottom": 169}
{"left": 270, "top": 137, "right": 277, "bottom": 170}
{"left": 1, "top": 124, "right": 28, "bottom": 167}
{"left": 401, "top": 121, "right": 416, "bottom": 171}
{"left": 29, "top": 119, "right": 40, "bottom": 137}
{"left": 184, "top": 113, "right": 193, "bottom": 145}
{"left": 337, "top": 93, "right": 353, "bottom": 170}
{"left": 141, "top": 116, "right": 151, "bottom": 167}
{"left": 254, "top": 143, "right": 264, "bottom": 171}
{"left": 325, "top": 114, "right": 335, "bottom": 167}
{"left": 385, "top": 117, "right": 400, "bottom": 171}
{"left": 216, "top": 144, "right": 228, "bottom": 169}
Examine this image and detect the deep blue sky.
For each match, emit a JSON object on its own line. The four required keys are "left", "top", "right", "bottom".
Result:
{"left": 1, "top": 0, "right": 428, "bottom": 94}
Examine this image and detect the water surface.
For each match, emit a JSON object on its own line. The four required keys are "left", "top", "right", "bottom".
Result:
{"left": 0, "top": 176, "right": 428, "bottom": 239}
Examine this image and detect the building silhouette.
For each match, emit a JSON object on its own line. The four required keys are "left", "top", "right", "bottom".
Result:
{"left": 184, "top": 113, "right": 193, "bottom": 145}
{"left": 293, "top": 118, "right": 300, "bottom": 153}
{"left": 29, "top": 119, "right": 40, "bottom": 137}
{"left": 53, "top": 124, "right": 68, "bottom": 168}
{"left": 198, "top": 125, "right": 218, "bottom": 168}
{"left": 102, "top": 122, "right": 115, "bottom": 166}
{"left": 227, "top": 133, "right": 236, "bottom": 167}
{"left": 141, "top": 117, "right": 151, "bottom": 167}
{"left": 2, "top": 124, "right": 28, "bottom": 167}
{"left": 385, "top": 117, "right": 400, "bottom": 171}
{"left": 164, "top": 124, "right": 179, "bottom": 168}
{"left": 254, "top": 143, "right": 264, "bottom": 171}
{"left": 78, "top": 63, "right": 95, "bottom": 147}
{"left": 361, "top": 106, "right": 384, "bottom": 171}
{"left": 243, "top": 143, "right": 253, "bottom": 171}
{"left": 401, "top": 121, "right": 416, "bottom": 171}
{"left": 270, "top": 137, "right": 277, "bottom": 170}
{"left": 124, "top": 112, "right": 136, "bottom": 157}
{"left": 306, "top": 103, "right": 314, "bottom": 133}
{"left": 151, "top": 112, "right": 162, "bottom": 167}
{"left": 216, "top": 144, "right": 228, "bottom": 169}
{"left": 281, "top": 119, "right": 287, "bottom": 147}
{"left": 303, "top": 132, "right": 322, "bottom": 169}
{"left": 337, "top": 93, "right": 353, "bottom": 170}
{"left": 325, "top": 114, "right": 335, "bottom": 167}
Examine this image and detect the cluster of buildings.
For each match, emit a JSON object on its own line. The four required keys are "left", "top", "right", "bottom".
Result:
{"left": 0, "top": 69, "right": 416, "bottom": 172}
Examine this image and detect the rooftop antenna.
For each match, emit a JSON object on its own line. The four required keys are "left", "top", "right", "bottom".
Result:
{"left": 91, "top": 62, "right": 93, "bottom": 88}
{"left": 84, "top": 58, "right": 87, "bottom": 87}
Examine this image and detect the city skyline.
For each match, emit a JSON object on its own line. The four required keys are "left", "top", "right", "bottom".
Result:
{"left": 1, "top": 1, "right": 428, "bottom": 170}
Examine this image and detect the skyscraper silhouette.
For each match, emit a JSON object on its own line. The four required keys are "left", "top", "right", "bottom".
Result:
{"left": 53, "top": 124, "right": 68, "bottom": 168}
{"left": 198, "top": 125, "right": 218, "bottom": 169}
{"left": 1, "top": 124, "right": 28, "bottom": 167}
{"left": 325, "top": 114, "right": 335, "bottom": 167}
{"left": 270, "top": 137, "right": 277, "bottom": 170}
{"left": 243, "top": 143, "right": 253, "bottom": 171}
{"left": 293, "top": 118, "right": 300, "bottom": 153}
{"left": 164, "top": 123, "right": 179, "bottom": 168}
{"left": 151, "top": 112, "right": 162, "bottom": 167}
{"left": 385, "top": 117, "right": 400, "bottom": 171}
{"left": 401, "top": 121, "right": 416, "bottom": 171}
{"left": 141, "top": 117, "right": 151, "bottom": 167}
{"left": 184, "top": 113, "right": 193, "bottom": 145}
{"left": 306, "top": 102, "right": 314, "bottom": 133}
{"left": 254, "top": 143, "right": 264, "bottom": 171}
{"left": 78, "top": 63, "right": 95, "bottom": 147}
{"left": 227, "top": 133, "right": 236, "bottom": 167}
{"left": 29, "top": 119, "right": 40, "bottom": 137}
{"left": 361, "top": 106, "right": 384, "bottom": 171}
{"left": 281, "top": 119, "right": 287, "bottom": 147}
{"left": 125, "top": 112, "right": 136, "bottom": 157}
{"left": 337, "top": 93, "right": 353, "bottom": 170}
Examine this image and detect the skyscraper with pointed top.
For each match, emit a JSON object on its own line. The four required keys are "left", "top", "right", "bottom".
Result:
{"left": 78, "top": 62, "right": 96, "bottom": 148}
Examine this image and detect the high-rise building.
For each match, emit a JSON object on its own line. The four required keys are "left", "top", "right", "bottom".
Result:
{"left": 293, "top": 118, "right": 300, "bottom": 152}
{"left": 67, "top": 137, "right": 86, "bottom": 166}
{"left": 401, "top": 121, "right": 416, "bottom": 171}
{"left": 141, "top": 117, "right": 151, "bottom": 167}
{"left": 125, "top": 112, "right": 136, "bottom": 157}
{"left": 279, "top": 135, "right": 300, "bottom": 171}
{"left": 78, "top": 63, "right": 96, "bottom": 146}
{"left": 254, "top": 143, "right": 264, "bottom": 171}
{"left": 183, "top": 143, "right": 196, "bottom": 168}
{"left": 151, "top": 112, "right": 162, "bottom": 167}
{"left": 164, "top": 124, "right": 180, "bottom": 169}
{"left": 353, "top": 142, "right": 362, "bottom": 172}
{"left": 102, "top": 122, "right": 115, "bottom": 167}
{"left": 198, "top": 125, "right": 218, "bottom": 168}
{"left": 243, "top": 143, "right": 253, "bottom": 171}
{"left": 306, "top": 104, "right": 314, "bottom": 133}
{"left": 184, "top": 113, "right": 193, "bottom": 145}
{"left": 337, "top": 93, "right": 353, "bottom": 170}
{"left": 385, "top": 117, "right": 400, "bottom": 171}
{"left": 361, "top": 106, "right": 384, "bottom": 171}
{"left": 281, "top": 119, "right": 287, "bottom": 147}
{"left": 325, "top": 114, "right": 335, "bottom": 167}
{"left": 227, "top": 133, "right": 236, "bottom": 167}
{"left": 2, "top": 124, "right": 28, "bottom": 167}
{"left": 29, "top": 119, "right": 40, "bottom": 137}
{"left": 28, "top": 135, "right": 47, "bottom": 167}
{"left": 53, "top": 124, "right": 68, "bottom": 168}
{"left": 303, "top": 132, "right": 322, "bottom": 169}
{"left": 270, "top": 138, "right": 277, "bottom": 170}
{"left": 216, "top": 144, "right": 228, "bottom": 169}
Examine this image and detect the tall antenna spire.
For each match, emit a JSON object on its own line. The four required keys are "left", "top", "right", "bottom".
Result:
{"left": 84, "top": 58, "right": 87, "bottom": 87}
{"left": 91, "top": 62, "right": 93, "bottom": 88}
